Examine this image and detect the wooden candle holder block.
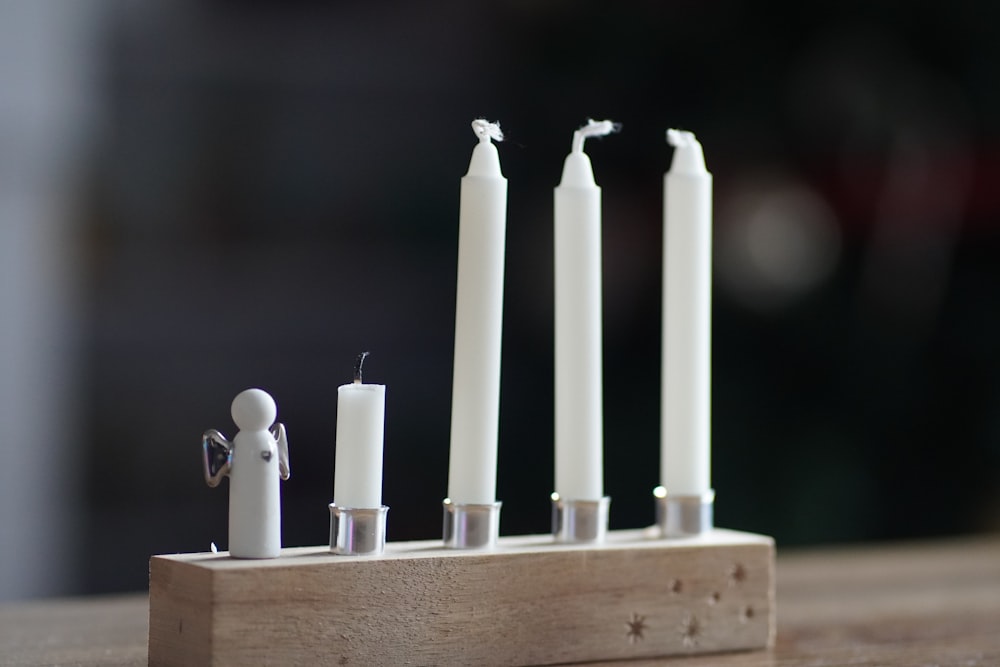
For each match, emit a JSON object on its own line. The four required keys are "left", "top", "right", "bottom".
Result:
{"left": 148, "top": 527, "right": 774, "bottom": 666}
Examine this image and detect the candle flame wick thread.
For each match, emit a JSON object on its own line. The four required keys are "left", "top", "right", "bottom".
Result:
{"left": 354, "top": 351, "right": 370, "bottom": 384}
{"left": 471, "top": 119, "right": 504, "bottom": 144}
{"left": 666, "top": 128, "right": 698, "bottom": 148}
{"left": 572, "top": 118, "right": 621, "bottom": 153}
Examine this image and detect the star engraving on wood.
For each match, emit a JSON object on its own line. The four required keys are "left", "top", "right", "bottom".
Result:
{"left": 625, "top": 612, "right": 646, "bottom": 644}
{"left": 679, "top": 613, "right": 701, "bottom": 647}
{"left": 728, "top": 563, "right": 747, "bottom": 587}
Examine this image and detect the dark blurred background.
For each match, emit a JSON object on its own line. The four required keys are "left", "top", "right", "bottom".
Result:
{"left": 1, "top": 0, "right": 998, "bottom": 600}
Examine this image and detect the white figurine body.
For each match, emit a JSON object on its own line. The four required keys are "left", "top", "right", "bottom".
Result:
{"left": 203, "top": 388, "right": 290, "bottom": 559}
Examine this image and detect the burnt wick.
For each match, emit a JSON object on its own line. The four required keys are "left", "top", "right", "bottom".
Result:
{"left": 354, "top": 351, "right": 370, "bottom": 384}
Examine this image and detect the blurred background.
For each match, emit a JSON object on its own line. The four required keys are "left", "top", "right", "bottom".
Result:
{"left": 1, "top": 0, "right": 998, "bottom": 600}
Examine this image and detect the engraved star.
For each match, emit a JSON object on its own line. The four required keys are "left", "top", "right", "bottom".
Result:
{"left": 625, "top": 612, "right": 646, "bottom": 644}
{"left": 679, "top": 613, "right": 701, "bottom": 648}
{"left": 728, "top": 563, "right": 747, "bottom": 587}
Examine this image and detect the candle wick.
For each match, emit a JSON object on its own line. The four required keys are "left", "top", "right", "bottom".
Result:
{"left": 471, "top": 118, "right": 504, "bottom": 144}
{"left": 666, "top": 128, "right": 697, "bottom": 148}
{"left": 572, "top": 118, "right": 621, "bottom": 153}
{"left": 353, "top": 351, "right": 370, "bottom": 384}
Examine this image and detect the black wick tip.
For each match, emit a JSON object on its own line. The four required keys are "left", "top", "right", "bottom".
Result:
{"left": 354, "top": 351, "right": 370, "bottom": 383}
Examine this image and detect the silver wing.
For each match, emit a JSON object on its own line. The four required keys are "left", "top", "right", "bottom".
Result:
{"left": 271, "top": 422, "right": 290, "bottom": 480}
{"left": 202, "top": 429, "right": 233, "bottom": 487}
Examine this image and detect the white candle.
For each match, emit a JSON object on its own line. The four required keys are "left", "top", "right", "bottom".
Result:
{"left": 554, "top": 119, "right": 618, "bottom": 501}
{"left": 334, "top": 353, "right": 386, "bottom": 509}
{"left": 661, "top": 129, "right": 713, "bottom": 496}
{"left": 447, "top": 119, "right": 508, "bottom": 505}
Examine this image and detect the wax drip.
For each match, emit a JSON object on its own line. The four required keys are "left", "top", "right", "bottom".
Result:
{"left": 572, "top": 118, "right": 621, "bottom": 153}
{"left": 354, "top": 351, "right": 370, "bottom": 384}
{"left": 471, "top": 119, "right": 504, "bottom": 143}
{"left": 666, "top": 128, "right": 698, "bottom": 147}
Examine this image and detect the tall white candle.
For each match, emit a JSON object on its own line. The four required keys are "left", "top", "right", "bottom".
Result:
{"left": 661, "top": 129, "right": 713, "bottom": 496}
{"left": 334, "top": 353, "right": 386, "bottom": 509}
{"left": 554, "top": 119, "right": 618, "bottom": 501}
{"left": 447, "top": 119, "right": 508, "bottom": 505}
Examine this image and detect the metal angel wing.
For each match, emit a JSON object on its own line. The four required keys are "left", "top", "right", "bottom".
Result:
{"left": 202, "top": 429, "right": 233, "bottom": 487}
{"left": 270, "top": 422, "right": 290, "bottom": 480}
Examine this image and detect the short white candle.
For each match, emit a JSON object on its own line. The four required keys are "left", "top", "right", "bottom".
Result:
{"left": 661, "top": 129, "right": 713, "bottom": 496}
{"left": 447, "top": 119, "right": 508, "bottom": 505}
{"left": 554, "top": 119, "right": 618, "bottom": 501}
{"left": 334, "top": 353, "right": 386, "bottom": 509}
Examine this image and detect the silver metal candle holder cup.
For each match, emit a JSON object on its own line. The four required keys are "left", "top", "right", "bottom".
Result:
{"left": 551, "top": 494, "right": 611, "bottom": 543}
{"left": 442, "top": 499, "right": 501, "bottom": 549}
{"left": 329, "top": 504, "right": 389, "bottom": 556}
{"left": 654, "top": 487, "right": 714, "bottom": 537}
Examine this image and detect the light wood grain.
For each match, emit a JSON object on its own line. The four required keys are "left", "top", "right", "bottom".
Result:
{"left": 3, "top": 535, "right": 998, "bottom": 666}
{"left": 588, "top": 535, "right": 1000, "bottom": 667}
{"left": 148, "top": 528, "right": 775, "bottom": 666}
{"left": 0, "top": 594, "right": 147, "bottom": 667}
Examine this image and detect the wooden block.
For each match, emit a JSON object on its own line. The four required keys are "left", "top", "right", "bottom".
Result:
{"left": 149, "top": 528, "right": 774, "bottom": 666}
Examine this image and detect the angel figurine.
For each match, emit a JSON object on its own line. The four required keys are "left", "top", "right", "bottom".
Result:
{"left": 203, "top": 388, "right": 290, "bottom": 558}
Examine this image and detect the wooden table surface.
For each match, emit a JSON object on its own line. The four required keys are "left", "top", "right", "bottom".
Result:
{"left": 2, "top": 535, "right": 998, "bottom": 666}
